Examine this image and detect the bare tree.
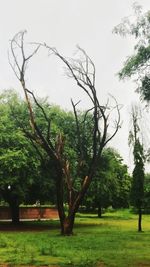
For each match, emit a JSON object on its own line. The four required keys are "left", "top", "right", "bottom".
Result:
{"left": 9, "top": 31, "right": 121, "bottom": 235}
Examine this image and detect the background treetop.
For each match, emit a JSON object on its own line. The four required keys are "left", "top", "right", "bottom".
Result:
{"left": 114, "top": 3, "right": 150, "bottom": 103}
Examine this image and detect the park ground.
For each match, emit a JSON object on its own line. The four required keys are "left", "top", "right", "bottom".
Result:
{"left": 0, "top": 209, "right": 150, "bottom": 267}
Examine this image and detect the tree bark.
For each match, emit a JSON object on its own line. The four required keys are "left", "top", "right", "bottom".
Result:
{"left": 98, "top": 204, "right": 102, "bottom": 218}
{"left": 9, "top": 198, "right": 20, "bottom": 224}
{"left": 55, "top": 163, "right": 66, "bottom": 234}
{"left": 138, "top": 207, "right": 142, "bottom": 232}
{"left": 61, "top": 214, "right": 75, "bottom": 235}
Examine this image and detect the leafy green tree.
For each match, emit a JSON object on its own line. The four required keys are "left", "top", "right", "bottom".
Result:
{"left": 84, "top": 148, "right": 131, "bottom": 217}
{"left": 114, "top": 3, "right": 150, "bottom": 102}
{"left": 0, "top": 91, "right": 41, "bottom": 223}
{"left": 104, "top": 148, "right": 131, "bottom": 210}
{"left": 0, "top": 90, "right": 58, "bottom": 222}
{"left": 129, "top": 105, "right": 145, "bottom": 232}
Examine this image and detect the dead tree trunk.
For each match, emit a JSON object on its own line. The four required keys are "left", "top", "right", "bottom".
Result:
{"left": 62, "top": 214, "right": 75, "bottom": 235}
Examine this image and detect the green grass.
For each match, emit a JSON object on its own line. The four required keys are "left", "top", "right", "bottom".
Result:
{"left": 0, "top": 209, "right": 150, "bottom": 266}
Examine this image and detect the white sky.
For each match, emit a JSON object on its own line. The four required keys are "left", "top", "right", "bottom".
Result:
{"left": 0, "top": 0, "right": 150, "bottom": 171}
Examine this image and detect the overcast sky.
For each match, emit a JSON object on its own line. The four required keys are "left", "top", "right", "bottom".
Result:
{"left": 0, "top": 0, "right": 150, "bottom": 171}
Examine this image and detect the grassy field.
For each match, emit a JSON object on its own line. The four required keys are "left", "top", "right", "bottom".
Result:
{"left": 0, "top": 209, "right": 150, "bottom": 266}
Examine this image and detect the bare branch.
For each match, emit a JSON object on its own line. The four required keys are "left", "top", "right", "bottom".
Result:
{"left": 104, "top": 96, "right": 122, "bottom": 146}
{"left": 9, "top": 31, "right": 56, "bottom": 158}
{"left": 71, "top": 99, "right": 83, "bottom": 162}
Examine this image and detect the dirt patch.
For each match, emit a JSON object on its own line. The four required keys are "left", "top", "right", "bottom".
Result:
{"left": 96, "top": 262, "right": 105, "bottom": 267}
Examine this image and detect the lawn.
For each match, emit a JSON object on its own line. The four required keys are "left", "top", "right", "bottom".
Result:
{"left": 0, "top": 209, "right": 150, "bottom": 267}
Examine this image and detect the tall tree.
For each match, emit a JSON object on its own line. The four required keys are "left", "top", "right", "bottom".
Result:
{"left": 9, "top": 31, "right": 121, "bottom": 235}
{"left": 129, "top": 105, "right": 145, "bottom": 232}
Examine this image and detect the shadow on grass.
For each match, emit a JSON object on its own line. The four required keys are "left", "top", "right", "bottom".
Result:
{"left": 0, "top": 211, "right": 133, "bottom": 232}
{"left": 0, "top": 220, "right": 111, "bottom": 234}
{"left": 0, "top": 219, "right": 61, "bottom": 232}
{"left": 76, "top": 212, "right": 134, "bottom": 220}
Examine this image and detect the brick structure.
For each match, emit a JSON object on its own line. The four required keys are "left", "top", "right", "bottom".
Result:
{"left": 0, "top": 207, "right": 58, "bottom": 220}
